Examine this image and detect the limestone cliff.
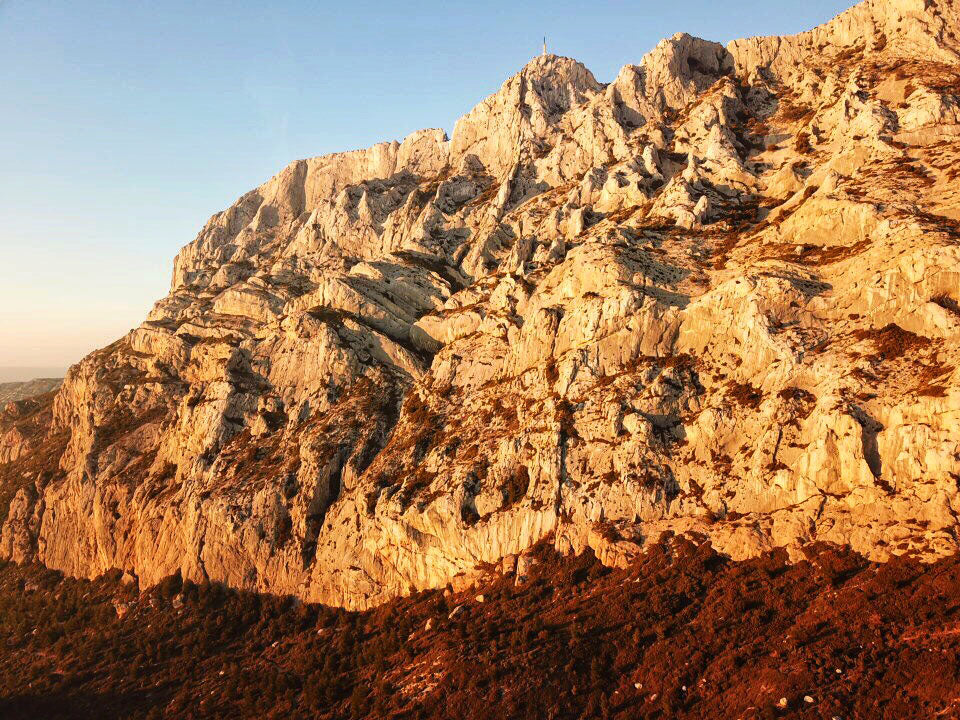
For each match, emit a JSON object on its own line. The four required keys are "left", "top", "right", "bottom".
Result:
{"left": 3, "top": 0, "right": 960, "bottom": 609}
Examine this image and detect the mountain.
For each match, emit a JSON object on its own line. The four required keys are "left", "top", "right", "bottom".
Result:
{"left": 0, "top": 378, "right": 62, "bottom": 405}
{"left": 0, "top": 380, "right": 61, "bottom": 467}
{"left": 2, "top": 0, "right": 959, "bottom": 611}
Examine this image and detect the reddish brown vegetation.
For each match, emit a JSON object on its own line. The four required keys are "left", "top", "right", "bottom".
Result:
{"left": 892, "top": 59, "right": 960, "bottom": 95}
{"left": 932, "top": 294, "right": 960, "bottom": 317}
{"left": 853, "top": 323, "right": 931, "bottom": 361}
{"left": 727, "top": 381, "right": 763, "bottom": 410}
{"left": 764, "top": 238, "right": 872, "bottom": 267}
{"left": 778, "top": 387, "right": 815, "bottom": 408}
{"left": 850, "top": 323, "right": 952, "bottom": 396}
{"left": 776, "top": 99, "right": 815, "bottom": 125}
{"left": 2, "top": 540, "right": 959, "bottom": 719}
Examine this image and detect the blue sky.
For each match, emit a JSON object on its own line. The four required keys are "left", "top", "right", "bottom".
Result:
{"left": 0, "top": 0, "right": 854, "bottom": 377}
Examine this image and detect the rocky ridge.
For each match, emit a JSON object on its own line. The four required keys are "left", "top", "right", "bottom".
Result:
{"left": 2, "top": 0, "right": 960, "bottom": 609}
{"left": 0, "top": 379, "right": 62, "bottom": 406}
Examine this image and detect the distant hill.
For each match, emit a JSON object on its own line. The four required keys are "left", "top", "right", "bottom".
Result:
{"left": 0, "top": 367, "right": 66, "bottom": 383}
{"left": 0, "top": 378, "right": 62, "bottom": 405}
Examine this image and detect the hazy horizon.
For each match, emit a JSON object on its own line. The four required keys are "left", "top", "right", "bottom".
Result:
{"left": 0, "top": 0, "right": 853, "bottom": 370}
{"left": 0, "top": 366, "right": 67, "bottom": 383}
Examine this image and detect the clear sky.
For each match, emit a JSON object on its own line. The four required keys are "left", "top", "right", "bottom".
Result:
{"left": 0, "top": 0, "right": 854, "bottom": 379}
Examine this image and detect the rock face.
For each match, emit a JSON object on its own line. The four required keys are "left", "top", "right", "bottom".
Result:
{"left": 2, "top": 0, "right": 960, "bottom": 609}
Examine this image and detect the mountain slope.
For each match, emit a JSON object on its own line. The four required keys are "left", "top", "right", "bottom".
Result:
{"left": 3, "top": 541, "right": 960, "bottom": 719}
{"left": 2, "top": 0, "right": 960, "bottom": 609}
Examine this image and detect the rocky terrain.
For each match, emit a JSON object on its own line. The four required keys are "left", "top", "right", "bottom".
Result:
{"left": 0, "top": 378, "right": 61, "bottom": 405}
{"left": 2, "top": 0, "right": 960, "bottom": 610}
{"left": 2, "top": 540, "right": 959, "bottom": 719}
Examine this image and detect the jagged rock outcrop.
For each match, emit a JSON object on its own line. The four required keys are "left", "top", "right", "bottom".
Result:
{"left": 2, "top": 0, "right": 960, "bottom": 608}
